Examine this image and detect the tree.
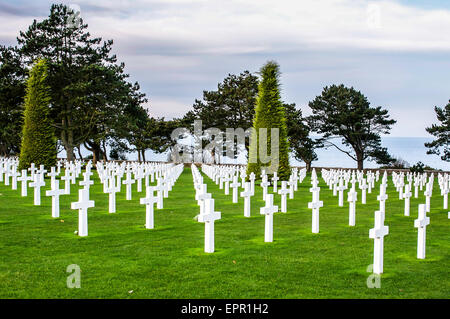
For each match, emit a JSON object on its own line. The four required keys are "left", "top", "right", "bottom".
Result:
{"left": 425, "top": 101, "right": 449, "bottom": 162}
{"left": 308, "top": 84, "right": 396, "bottom": 170}
{"left": 284, "top": 103, "right": 320, "bottom": 172}
{"left": 0, "top": 46, "right": 26, "bottom": 156}
{"left": 18, "top": 59, "right": 56, "bottom": 170}
{"left": 247, "top": 61, "right": 290, "bottom": 179}
{"left": 183, "top": 71, "right": 258, "bottom": 162}
{"left": 17, "top": 4, "right": 145, "bottom": 163}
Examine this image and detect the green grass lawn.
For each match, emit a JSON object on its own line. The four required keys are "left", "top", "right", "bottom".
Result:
{"left": 0, "top": 167, "right": 448, "bottom": 298}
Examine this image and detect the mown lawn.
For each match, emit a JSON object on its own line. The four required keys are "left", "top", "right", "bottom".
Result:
{"left": 0, "top": 167, "right": 448, "bottom": 298}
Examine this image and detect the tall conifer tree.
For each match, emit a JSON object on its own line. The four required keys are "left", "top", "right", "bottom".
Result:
{"left": 19, "top": 59, "right": 56, "bottom": 170}
{"left": 247, "top": 61, "right": 290, "bottom": 180}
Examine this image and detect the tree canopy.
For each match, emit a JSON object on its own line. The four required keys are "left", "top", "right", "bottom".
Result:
{"left": 425, "top": 101, "right": 449, "bottom": 162}
{"left": 308, "top": 84, "right": 395, "bottom": 170}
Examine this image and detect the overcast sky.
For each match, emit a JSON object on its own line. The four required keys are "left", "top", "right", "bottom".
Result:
{"left": 1, "top": 0, "right": 449, "bottom": 138}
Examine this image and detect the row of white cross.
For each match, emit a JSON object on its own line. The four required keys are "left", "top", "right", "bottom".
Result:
{"left": 191, "top": 163, "right": 449, "bottom": 275}
{"left": 0, "top": 157, "right": 184, "bottom": 236}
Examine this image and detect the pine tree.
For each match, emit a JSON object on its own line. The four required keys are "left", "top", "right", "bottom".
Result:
{"left": 247, "top": 61, "right": 290, "bottom": 180}
{"left": 18, "top": 59, "right": 56, "bottom": 170}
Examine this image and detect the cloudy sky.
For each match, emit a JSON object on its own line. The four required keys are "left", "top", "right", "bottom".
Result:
{"left": 1, "top": 0, "right": 449, "bottom": 139}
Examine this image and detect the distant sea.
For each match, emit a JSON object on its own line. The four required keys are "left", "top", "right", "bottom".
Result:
{"left": 64, "top": 137, "right": 449, "bottom": 171}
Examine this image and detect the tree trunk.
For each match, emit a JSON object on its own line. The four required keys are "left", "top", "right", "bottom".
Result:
{"left": 77, "top": 146, "right": 83, "bottom": 160}
{"left": 356, "top": 152, "right": 364, "bottom": 170}
{"left": 306, "top": 161, "right": 312, "bottom": 172}
{"left": 141, "top": 149, "right": 146, "bottom": 162}
{"left": 137, "top": 149, "right": 141, "bottom": 162}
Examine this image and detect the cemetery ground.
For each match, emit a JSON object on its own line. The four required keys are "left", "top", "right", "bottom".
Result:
{"left": 0, "top": 167, "right": 448, "bottom": 299}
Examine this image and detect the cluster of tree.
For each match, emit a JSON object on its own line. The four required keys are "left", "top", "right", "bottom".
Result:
{"left": 0, "top": 4, "right": 177, "bottom": 165}
{"left": 2, "top": 5, "right": 447, "bottom": 170}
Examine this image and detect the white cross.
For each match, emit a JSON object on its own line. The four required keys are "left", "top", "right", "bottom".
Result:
{"left": 278, "top": 181, "right": 290, "bottom": 213}
{"left": 197, "top": 184, "right": 211, "bottom": 216}
{"left": 308, "top": 186, "right": 323, "bottom": 233}
{"left": 17, "top": 169, "right": 31, "bottom": 197}
{"left": 414, "top": 204, "right": 430, "bottom": 259}
{"left": 288, "top": 177, "right": 295, "bottom": 199}
{"left": 369, "top": 210, "right": 389, "bottom": 274}
{"left": 260, "top": 194, "right": 278, "bottom": 242}
{"left": 230, "top": 176, "right": 240, "bottom": 203}
{"left": 61, "top": 169, "right": 71, "bottom": 195}
{"left": 424, "top": 183, "right": 432, "bottom": 213}
{"left": 347, "top": 188, "right": 358, "bottom": 226}
{"left": 29, "top": 173, "right": 45, "bottom": 206}
{"left": 140, "top": 186, "right": 158, "bottom": 229}
{"left": 272, "top": 172, "right": 279, "bottom": 193}
{"left": 105, "top": 177, "right": 120, "bottom": 213}
{"left": 122, "top": 171, "right": 135, "bottom": 200}
{"left": 71, "top": 188, "right": 94, "bottom": 237}
{"left": 10, "top": 168, "right": 20, "bottom": 190}
{"left": 249, "top": 172, "right": 256, "bottom": 194}
{"left": 359, "top": 179, "right": 368, "bottom": 204}
{"left": 240, "top": 182, "right": 253, "bottom": 217}
{"left": 47, "top": 167, "right": 59, "bottom": 185}
{"left": 223, "top": 175, "right": 230, "bottom": 195}
{"left": 79, "top": 171, "right": 94, "bottom": 192}
{"left": 154, "top": 181, "right": 164, "bottom": 209}
{"left": 337, "top": 179, "right": 347, "bottom": 207}
{"left": 377, "top": 183, "right": 388, "bottom": 214}
{"left": 46, "top": 179, "right": 65, "bottom": 218}
{"left": 260, "top": 176, "right": 270, "bottom": 201}
{"left": 403, "top": 184, "right": 412, "bottom": 216}
{"left": 442, "top": 186, "right": 449, "bottom": 210}
{"left": 198, "top": 198, "right": 221, "bottom": 253}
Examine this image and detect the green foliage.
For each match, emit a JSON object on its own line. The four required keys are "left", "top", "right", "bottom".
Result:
{"left": 247, "top": 61, "right": 290, "bottom": 180}
{"left": 16, "top": 4, "right": 147, "bottom": 162}
{"left": 18, "top": 60, "right": 56, "bottom": 170}
{"left": 284, "top": 103, "right": 320, "bottom": 171}
{"left": 308, "top": 84, "right": 396, "bottom": 169}
{"left": 183, "top": 71, "right": 258, "bottom": 161}
{"left": 425, "top": 101, "right": 449, "bottom": 162}
{"left": 0, "top": 46, "right": 26, "bottom": 156}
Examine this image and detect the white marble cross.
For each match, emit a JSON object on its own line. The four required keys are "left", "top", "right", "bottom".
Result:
{"left": 337, "top": 179, "right": 347, "bottom": 207}
{"left": 46, "top": 179, "right": 65, "bottom": 218}
{"left": 240, "top": 182, "right": 253, "bottom": 217}
{"left": 230, "top": 176, "right": 240, "bottom": 203}
{"left": 369, "top": 210, "right": 389, "bottom": 274}
{"left": 260, "top": 194, "right": 278, "bottom": 242}
{"left": 272, "top": 172, "right": 279, "bottom": 193}
{"left": 71, "top": 187, "right": 94, "bottom": 237}
{"left": 123, "top": 171, "right": 135, "bottom": 200}
{"left": 105, "top": 177, "right": 120, "bottom": 213}
{"left": 197, "top": 184, "right": 211, "bottom": 216}
{"left": 154, "top": 180, "right": 164, "bottom": 209}
{"left": 224, "top": 175, "right": 230, "bottom": 195}
{"left": 47, "top": 167, "right": 59, "bottom": 185}
{"left": 17, "top": 169, "right": 31, "bottom": 197}
{"left": 347, "top": 187, "right": 358, "bottom": 226}
{"left": 403, "top": 184, "right": 412, "bottom": 216}
{"left": 198, "top": 198, "right": 221, "bottom": 253}
{"left": 61, "top": 169, "right": 71, "bottom": 195}
{"left": 79, "top": 171, "right": 94, "bottom": 192}
{"left": 140, "top": 186, "right": 158, "bottom": 229}
{"left": 10, "top": 167, "right": 19, "bottom": 190}
{"left": 308, "top": 184, "right": 323, "bottom": 233}
{"left": 249, "top": 172, "right": 256, "bottom": 194}
{"left": 377, "top": 183, "right": 388, "bottom": 214}
{"left": 288, "top": 176, "right": 295, "bottom": 199}
{"left": 360, "top": 179, "right": 368, "bottom": 204}
{"left": 278, "top": 181, "right": 289, "bottom": 213}
{"left": 29, "top": 173, "right": 45, "bottom": 206}
{"left": 414, "top": 204, "right": 430, "bottom": 259}
{"left": 260, "top": 176, "right": 270, "bottom": 201}
{"left": 424, "top": 183, "right": 432, "bottom": 213}
{"left": 442, "top": 186, "right": 449, "bottom": 210}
